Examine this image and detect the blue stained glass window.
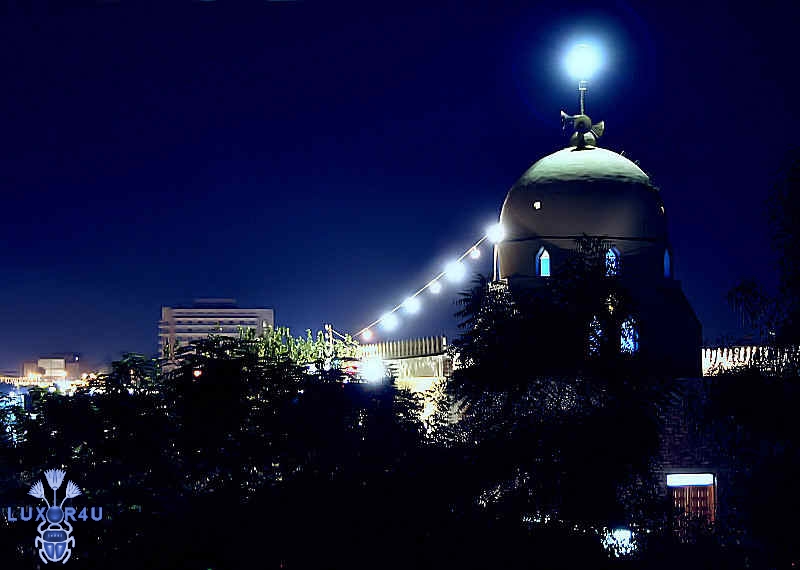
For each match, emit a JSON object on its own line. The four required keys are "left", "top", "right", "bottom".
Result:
{"left": 537, "top": 248, "right": 551, "bottom": 277}
{"left": 606, "top": 248, "right": 620, "bottom": 276}
{"left": 620, "top": 316, "right": 639, "bottom": 354}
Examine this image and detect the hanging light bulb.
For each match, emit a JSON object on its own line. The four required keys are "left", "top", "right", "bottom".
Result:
{"left": 486, "top": 223, "right": 505, "bottom": 243}
{"left": 403, "top": 296, "right": 421, "bottom": 314}
{"left": 445, "top": 260, "right": 467, "bottom": 282}
{"left": 381, "top": 312, "right": 399, "bottom": 331}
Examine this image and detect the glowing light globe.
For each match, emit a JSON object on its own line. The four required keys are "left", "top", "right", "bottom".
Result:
{"left": 469, "top": 247, "right": 481, "bottom": 260}
{"left": 429, "top": 281, "right": 442, "bottom": 294}
{"left": 486, "top": 223, "right": 505, "bottom": 243}
{"left": 380, "top": 312, "right": 399, "bottom": 331}
{"left": 403, "top": 296, "right": 421, "bottom": 314}
{"left": 565, "top": 43, "right": 601, "bottom": 80}
{"left": 361, "top": 357, "right": 386, "bottom": 382}
{"left": 445, "top": 260, "right": 467, "bottom": 282}
{"left": 361, "top": 329, "right": 373, "bottom": 341}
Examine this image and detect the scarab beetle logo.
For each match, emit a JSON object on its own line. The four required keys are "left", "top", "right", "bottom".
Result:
{"left": 28, "top": 469, "right": 81, "bottom": 564}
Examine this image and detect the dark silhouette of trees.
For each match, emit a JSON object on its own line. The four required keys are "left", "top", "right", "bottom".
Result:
{"left": 729, "top": 146, "right": 800, "bottom": 346}
{"left": 442, "top": 237, "right": 676, "bottom": 563}
{"left": 700, "top": 367, "right": 800, "bottom": 569}
{"left": 768, "top": 147, "right": 800, "bottom": 343}
{"left": 0, "top": 328, "right": 427, "bottom": 569}
{"left": 699, "top": 148, "right": 800, "bottom": 567}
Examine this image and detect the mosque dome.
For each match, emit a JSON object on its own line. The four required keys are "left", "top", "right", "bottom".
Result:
{"left": 499, "top": 146, "right": 666, "bottom": 245}
{"left": 490, "top": 93, "right": 701, "bottom": 378}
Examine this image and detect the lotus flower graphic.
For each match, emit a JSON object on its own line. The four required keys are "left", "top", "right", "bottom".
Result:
{"left": 29, "top": 469, "right": 81, "bottom": 564}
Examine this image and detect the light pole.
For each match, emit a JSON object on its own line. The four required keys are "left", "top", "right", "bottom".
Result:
{"left": 561, "top": 43, "right": 604, "bottom": 148}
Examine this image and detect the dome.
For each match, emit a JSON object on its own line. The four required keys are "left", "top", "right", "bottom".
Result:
{"left": 518, "top": 146, "right": 649, "bottom": 185}
{"left": 500, "top": 146, "right": 665, "bottom": 242}
{"left": 491, "top": 112, "right": 701, "bottom": 378}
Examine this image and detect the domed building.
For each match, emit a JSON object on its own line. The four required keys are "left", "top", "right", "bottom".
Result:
{"left": 493, "top": 109, "right": 702, "bottom": 377}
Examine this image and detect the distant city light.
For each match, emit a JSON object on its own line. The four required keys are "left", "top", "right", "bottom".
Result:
{"left": 444, "top": 260, "right": 467, "bottom": 282}
{"left": 381, "top": 312, "right": 399, "bottom": 331}
{"left": 429, "top": 281, "right": 442, "bottom": 294}
{"left": 403, "top": 296, "right": 421, "bottom": 315}
{"left": 193, "top": 369, "right": 203, "bottom": 379}
{"left": 601, "top": 527, "right": 635, "bottom": 557}
{"left": 612, "top": 528, "right": 632, "bottom": 542}
{"left": 565, "top": 43, "right": 602, "bottom": 80}
{"left": 666, "top": 473, "right": 714, "bottom": 487}
{"left": 469, "top": 247, "right": 481, "bottom": 259}
{"left": 533, "top": 200, "right": 542, "bottom": 210}
{"left": 361, "top": 329, "right": 373, "bottom": 341}
{"left": 486, "top": 223, "right": 505, "bottom": 243}
{"left": 361, "top": 357, "right": 386, "bottom": 382}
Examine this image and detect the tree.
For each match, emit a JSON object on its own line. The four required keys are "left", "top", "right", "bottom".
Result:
{"left": 441, "top": 237, "right": 674, "bottom": 558}
{"left": 769, "top": 147, "right": 800, "bottom": 343}
{"left": 701, "top": 367, "right": 800, "bottom": 568}
{"left": 97, "top": 352, "right": 159, "bottom": 395}
{"left": 452, "top": 236, "right": 642, "bottom": 391}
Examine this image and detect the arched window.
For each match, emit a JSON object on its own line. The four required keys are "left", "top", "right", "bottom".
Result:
{"left": 536, "top": 248, "right": 551, "bottom": 277}
{"left": 588, "top": 315, "right": 603, "bottom": 357}
{"left": 620, "top": 316, "right": 640, "bottom": 355}
{"left": 605, "top": 247, "right": 620, "bottom": 276}
{"left": 664, "top": 249, "right": 671, "bottom": 278}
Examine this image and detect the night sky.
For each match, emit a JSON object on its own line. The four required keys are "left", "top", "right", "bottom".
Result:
{"left": 0, "top": 0, "right": 794, "bottom": 369}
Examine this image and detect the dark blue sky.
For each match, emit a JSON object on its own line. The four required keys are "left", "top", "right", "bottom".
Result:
{"left": 0, "top": 0, "right": 794, "bottom": 369}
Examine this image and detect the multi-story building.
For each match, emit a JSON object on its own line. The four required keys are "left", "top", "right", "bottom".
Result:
{"left": 21, "top": 354, "right": 82, "bottom": 381}
{"left": 158, "top": 299, "right": 275, "bottom": 357}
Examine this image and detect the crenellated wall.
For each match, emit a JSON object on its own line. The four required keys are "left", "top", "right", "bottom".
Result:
{"left": 358, "top": 336, "right": 453, "bottom": 386}
{"left": 701, "top": 345, "right": 800, "bottom": 376}
{"left": 358, "top": 336, "right": 448, "bottom": 360}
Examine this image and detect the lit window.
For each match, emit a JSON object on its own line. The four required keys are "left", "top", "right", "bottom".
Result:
{"left": 536, "top": 248, "right": 551, "bottom": 277}
{"left": 605, "top": 247, "right": 620, "bottom": 276}
{"left": 667, "top": 473, "right": 716, "bottom": 531}
{"left": 533, "top": 200, "right": 542, "bottom": 210}
{"left": 664, "top": 249, "right": 671, "bottom": 278}
{"left": 620, "top": 316, "right": 639, "bottom": 354}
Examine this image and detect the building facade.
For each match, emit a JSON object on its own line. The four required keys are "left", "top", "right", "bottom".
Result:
{"left": 159, "top": 299, "right": 275, "bottom": 357}
{"left": 22, "top": 354, "right": 82, "bottom": 381}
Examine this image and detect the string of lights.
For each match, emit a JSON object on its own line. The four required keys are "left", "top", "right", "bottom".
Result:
{"left": 355, "top": 222, "right": 506, "bottom": 341}
{"left": 350, "top": 45, "right": 605, "bottom": 343}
